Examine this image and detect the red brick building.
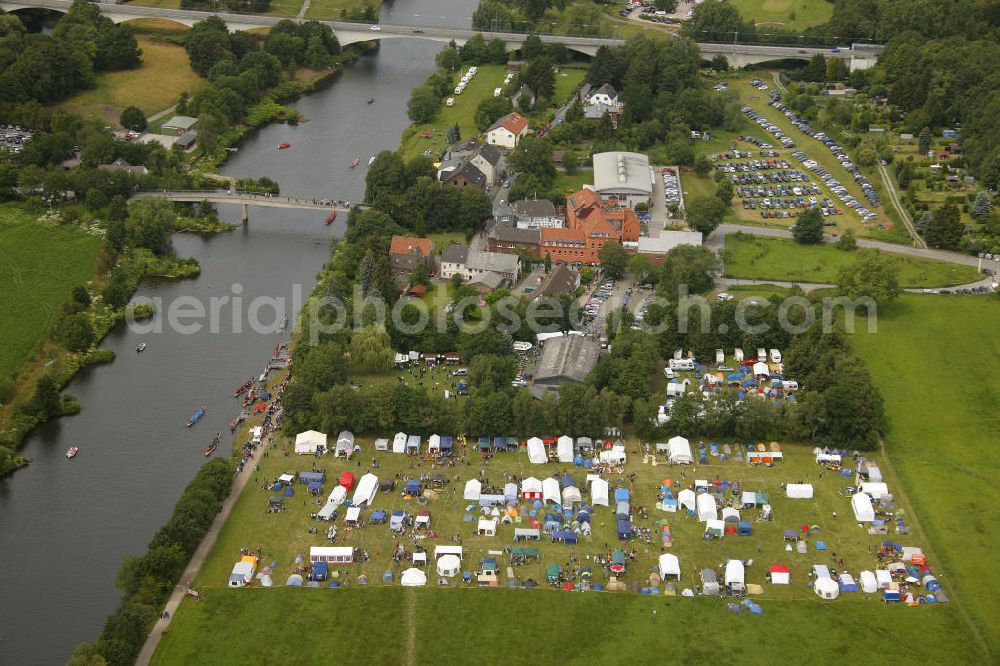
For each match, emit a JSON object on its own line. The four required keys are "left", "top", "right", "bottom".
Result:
{"left": 539, "top": 189, "right": 640, "bottom": 265}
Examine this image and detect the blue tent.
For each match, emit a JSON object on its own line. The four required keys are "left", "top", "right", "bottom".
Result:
{"left": 544, "top": 520, "right": 561, "bottom": 533}
{"left": 552, "top": 530, "right": 578, "bottom": 544}
{"left": 616, "top": 519, "right": 633, "bottom": 540}
{"left": 592, "top": 583, "right": 604, "bottom": 591}
{"left": 494, "top": 437, "right": 507, "bottom": 450}
{"left": 405, "top": 479, "right": 420, "bottom": 494}
{"left": 299, "top": 471, "right": 325, "bottom": 485}
{"left": 738, "top": 521, "right": 752, "bottom": 536}
{"left": 561, "top": 474, "right": 574, "bottom": 489}
{"left": 371, "top": 510, "right": 386, "bottom": 523}
{"left": 307, "top": 482, "right": 322, "bottom": 492}
{"left": 614, "top": 488, "right": 629, "bottom": 503}
{"left": 271, "top": 483, "right": 283, "bottom": 493}
{"left": 576, "top": 511, "right": 591, "bottom": 523}
{"left": 312, "top": 561, "right": 329, "bottom": 581}
{"left": 283, "top": 486, "right": 295, "bottom": 497}
{"left": 478, "top": 437, "right": 491, "bottom": 450}
{"left": 328, "top": 580, "right": 340, "bottom": 588}
{"left": 440, "top": 436, "right": 453, "bottom": 451}
{"left": 815, "top": 541, "right": 827, "bottom": 550}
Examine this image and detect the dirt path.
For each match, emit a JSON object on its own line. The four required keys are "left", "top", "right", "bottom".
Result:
{"left": 403, "top": 588, "right": 417, "bottom": 666}
{"left": 877, "top": 161, "right": 926, "bottom": 249}
{"left": 875, "top": 436, "right": 991, "bottom": 659}
{"left": 296, "top": 0, "right": 309, "bottom": 19}
{"left": 134, "top": 412, "right": 281, "bottom": 665}
{"left": 146, "top": 105, "right": 176, "bottom": 124}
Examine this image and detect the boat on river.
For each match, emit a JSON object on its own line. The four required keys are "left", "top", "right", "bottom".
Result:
{"left": 278, "top": 314, "right": 288, "bottom": 332}
{"left": 187, "top": 406, "right": 206, "bottom": 427}
{"left": 203, "top": 441, "right": 218, "bottom": 456}
{"left": 278, "top": 143, "right": 291, "bottom": 149}
{"left": 233, "top": 378, "right": 254, "bottom": 398}
{"left": 368, "top": 97, "right": 374, "bottom": 104}
{"left": 66, "top": 447, "right": 78, "bottom": 459}
{"left": 136, "top": 342, "right": 146, "bottom": 353}
{"left": 367, "top": 155, "right": 376, "bottom": 167}
{"left": 326, "top": 210, "right": 337, "bottom": 224}
{"left": 351, "top": 154, "right": 360, "bottom": 168}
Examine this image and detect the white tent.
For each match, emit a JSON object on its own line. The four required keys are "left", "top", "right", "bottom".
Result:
{"left": 851, "top": 492, "right": 875, "bottom": 522}
{"left": 352, "top": 473, "right": 378, "bottom": 506}
{"left": 406, "top": 435, "right": 421, "bottom": 453}
{"left": 392, "top": 432, "right": 407, "bottom": 454}
{"left": 335, "top": 431, "right": 354, "bottom": 457}
{"left": 704, "top": 519, "right": 725, "bottom": 537}
{"left": 317, "top": 502, "right": 337, "bottom": 521}
{"left": 599, "top": 448, "right": 627, "bottom": 465}
{"left": 769, "top": 565, "right": 790, "bottom": 585}
{"left": 861, "top": 482, "right": 889, "bottom": 499}
{"left": 228, "top": 561, "right": 254, "bottom": 587}
{"left": 344, "top": 506, "right": 361, "bottom": 524}
{"left": 901, "top": 547, "right": 923, "bottom": 563}
{"left": 412, "top": 552, "right": 427, "bottom": 566}
{"left": 557, "top": 436, "right": 574, "bottom": 463}
{"left": 327, "top": 485, "right": 347, "bottom": 506}
{"left": 658, "top": 554, "right": 681, "bottom": 580}
{"left": 753, "top": 361, "right": 770, "bottom": 377}
{"left": 721, "top": 507, "right": 741, "bottom": 522}
{"left": 724, "top": 559, "right": 745, "bottom": 587}
{"left": 477, "top": 518, "right": 497, "bottom": 536}
{"left": 464, "top": 479, "right": 482, "bottom": 501}
{"left": 526, "top": 437, "right": 546, "bottom": 464}
{"left": 815, "top": 453, "right": 841, "bottom": 464}
{"left": 696, "top": 493, "right": 718, "bottom": 522}
{"left": 374, "top": 438, "right": 389, "bottom": 451}
{"left": 562, "top": 486, "right": 582, "bottom": 505}
{"left": 786, "top": 483, "right": 814, "bottom": 499}
{"left": 678, "top": 489, "right": 696, "bottom": 512}
{"left": 590, "top": 478, "right": 609, "bottom": 506}
{"left": 667, "top": 436, "right": 693, "bottom": 464}
{"left": 427, "top": 434, "right": 441, "bottom": 453}
{"left": 294, "top": 430, "right": 327, "bottom": 455}
{"left": 434, "top": 545, "right": 463, "bottom": 560}
{"left": 437, "top": 554, "right": 461, "bottom": 577}
{"left": 400, "top": 568, "right": 427, "bottom": 587}
{"left": 859, "top": 570, "right": 878, "bottom": 594}
{"left": 875, "top": 570, "right": 892, "bottom": 589}
{"left": 814, "top": 577, "right": 839, "bottom": 599}
{"left": 521, "top": 477, "right": 543, "bottom": 499}
{"left": 542, "top": 478, "right": 561, "bottom": 505}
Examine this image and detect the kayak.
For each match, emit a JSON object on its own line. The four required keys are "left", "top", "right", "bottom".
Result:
{"left": 66, "top": 447, "right": 79, "bottom": 459}
{"left": 278, "top": 143, "right": 291, "bottom": 149}
{"left": 187, "top": 406, "right": 206, "bottom": 427}
{"left": 326, "top": 211, "right": 337, "bottom": 224}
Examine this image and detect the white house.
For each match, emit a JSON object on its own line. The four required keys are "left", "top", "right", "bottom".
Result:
{"left": 486, "top": 112, "right": 529, "bottom": 149}
{"left": 294, "top": 430, "right": 327, "bottom": 455}
{"left": 588, "top": 83, "right": 621, "bottom": 109}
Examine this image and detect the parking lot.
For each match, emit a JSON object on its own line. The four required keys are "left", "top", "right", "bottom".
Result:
{"left": 0, "top": 126, "right": 33, "bottom": 154}
{"left": 579, "top": 276, "right": 652, "bottom": 338}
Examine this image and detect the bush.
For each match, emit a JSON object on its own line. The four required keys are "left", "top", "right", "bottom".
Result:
{"left": 55, "top": 313, "right": 95, "bottom": 352}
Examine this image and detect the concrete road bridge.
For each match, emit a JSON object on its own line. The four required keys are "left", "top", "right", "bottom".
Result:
{"left": 133, "top": 190, "right": 354, "bottom": 224}
{"left": 1, "top": 0, "right": 881, "bottom": 66}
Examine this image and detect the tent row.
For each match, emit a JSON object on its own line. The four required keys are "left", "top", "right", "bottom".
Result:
{"left": 294, "top": 430, "right": 356, "bottom": 456}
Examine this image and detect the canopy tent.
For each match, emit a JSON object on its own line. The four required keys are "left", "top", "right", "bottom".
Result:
{"left": 344, "top": 506, "right": 361, "bottom": 524}
{"left": 464, "top": 479, "right": 482, "bottom": 501}
{"left": 557, "top": 436, "right": 574, "bottom": 463}
{"left": 335, "top": 431, "right": 354, "bottom": 457}
{"left": 859, "top": 570, "right": 878, "bottom": 594}
{"left": 678, "top": 489, "right": 696, "bottom": 513}
{"left": 338, "top": 472, "right": 354, "bottom": 491}
{"left": 599, "top": 447, "right": 627, "bottom": 464}
{"left": 406, "top": 435, "right": 421, "bottom": 453}
{"left": 769, "top": 564, "right": 790, "bottom": 585}
{"left": 838, "top": 573, "right": 859, "bottom": 592}
{"left": 658, "top": 553, "right": 681, "bottom": 580}
{"left": 590, "top": 478, "right": 610, "bottom": 507}
{"left": 696, "top": 493, "right": 718, "bottom": 522}
{"left": 404, "top": 479, "right": 421, "bottom": 495}
{"left": 526, "top": 437, "right": 547, "bottom": 464}
{"left": 437, "top": 555, "right": 462, "bottom": 577}
{"left": 562, "top": 486, "right": 582, "bottom": 505}
{"left": 721, "top": 507, "right": 741, "bottom": 523}
{"left": 299, "top": 471, "right": 325, "bottom": 486}
{"left": 309, "top": 546, "right": 353, "bottom": 564}
{"left": 434, "top": 545, "right": 463, "bottom": 560}
{"left": 704, "top": 519, "right": 725, "bottom": 538}
{"left": 327, "top": 485, "right": 347, "bottom": 506}
{"left": 667, "top": 436, "right": 693, "bottom": 465}
{"left": 478, "top": 518, "right": 497, "bottom": 536}
{"left": 294, "top": 430, "right": 327, "bottom": 455}
{"left": 415, "top": 510, "right": 431, "bottom": 527}
{"left": 861, "top": 482, "right": 890, "bottom": 500}
{"left": 374, "top": 438, "right": 389, "bottom": 451}
{"left": 504, "top": 482, "right": 518, "bottom": 503}
{"left": 542, "top": 478, "right": 561, "bottom": 505}
{"left": 724, "top": 559, "right": 745, "bottom": 587}
{"left": 815, "top": 453, "right": 841, "bottom": 465}
{"left": 752, "top": 361, "right": 769, "bottom": 377}
{"left": 400, "top": 568, "right": 427, "bottom": 587}
{"left": 851, "top": 492, "right": 876, "bottom": 522}
{"left": 786, "top": 484, "right": 814, "bottom": 499}
{"left": 317, "top": 502, "right": 337, "bottom": 521}
{"left": 440, "top": 436, "right": 453, "bottom": 451}
{"left": 392, "top": 432, "right": 407, "bottom": 454}
{"left": 521, "top": 477, "right": 543, "bottom": 499}
{"left": 616, "top": 519, "right": 633, "bottom": 540}
{"left": 576, "top": 437, "right": 593, "bottom": 452}
{"left": 352, "top": 473, "right": 378, "bottom": 506}
{"left": 740, "top": 491, "right": 769, "bottom": 507}
{"left": 815, "top": 577, "right": 840, "bottom": 599}
{"left": 427, "top": 434, "right": 441, "bottom": 453}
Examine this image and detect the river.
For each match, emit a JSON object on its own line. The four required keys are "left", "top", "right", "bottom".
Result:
{"left": 0, "top": 0, "right": 472, "bottom": 658}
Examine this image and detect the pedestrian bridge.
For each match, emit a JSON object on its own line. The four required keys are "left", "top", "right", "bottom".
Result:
{"left": 133, "top": 190, "right": 353, "bottom": 224}
{"left": 1, "top": 0, "right": 881, "bottom": 65}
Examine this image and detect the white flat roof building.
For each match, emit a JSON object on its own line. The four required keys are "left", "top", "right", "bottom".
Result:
{"left": 592, "top": 151, "right": 652, "bottom": 208}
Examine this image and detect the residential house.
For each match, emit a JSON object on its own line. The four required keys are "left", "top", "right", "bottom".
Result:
{"left": 98, "top": 158, "right": 148, "bottom": 177}
{"left": 492, "top": 201, "right": 518, "bottom": 226}
{"left": 583, "top": 83, "right": 623, "bottom": 127}
{"left": 439, "top": 243, "right": 470, "bottom": 281}
{"left": 486, "top": 223, "right": 540, "bottom": 256}
{"left": 512, "top": 199, "right": 563, "bottom": 229}
{"left": 533, "top": 263, "right": 580, "bottom": 300}
{"left": 469, "top": 143, "right": 502, "bottom": 187}
{"left": 439, "top": 242, "right": 521, "bottom": 288}
{"left": 588, "top": 83, "right": 620, "bottom": 108}
{"left": 486, "top": 112, "right": 529, "bottom": 150}
{"left": 389, "top": 236, "right": 435, "bottom": 282}
{"left": 539, "top": 188, "right": 641, "bottom": 265}
{"left": 513, "top": 84, "right": 535, "bottom": 111}
{"left": 442, "top": 161, "right": 487, "bottom": 190}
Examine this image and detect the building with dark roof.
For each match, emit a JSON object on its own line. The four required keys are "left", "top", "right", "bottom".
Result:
{"left": 389, "top": 236, "right": 435, "bottom": 281}
{"left": 512, "top": 199, "right": 563, "bottom": 229}
{"left": 442, "top": 161, "right": 487, "bottom": 190}
{"left": 533, "top": 264, "right": 580, "bottom": 300}
{"left": 533, "top": 335, "right": 601, "bottom": 386}
{"left": 487, "top": 223, "right": 540, "bottom": 256}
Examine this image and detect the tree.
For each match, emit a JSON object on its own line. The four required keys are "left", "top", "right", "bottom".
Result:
{"left": 126, "top": 197, "right": 176, "bottom": 255}
{"left": 561, "top": 149, "right": 577, "bottom": 175}
{"left": 685, "top": 196, "right": 727, "bottom": 235}
{"left": 923, "top": 202, "right": 964, "bottom": 249}
{"left": 475, "top": 96, "right": 512, "bottom": 131}
{"left": 486, "top": 37, "right": 508, "bottom": 65}
{"left": 627, "top": 254, "right": 653, "bottom": 284}
{"left": 855, "top": 144, "right": 878, "bottom": 167}
{"left": 345, "top": 208, "right": 402, "bottom": 245}
{"left": 683, "top": 0, "right": 745, "bottom": 42}
{"left": 119, "top": 106, "right": 146, "bottom": 132}
{"left": 522, "top": 54, "right": 555, "bottom": 101}
{"left": 196, "top": 112, "right": 222, "bottom": 155}
{"left": 350, "top": 324, "right": 394, "bottom": 373}
{"left": 836, "top": 249, "right": 900, "bottom": 305}
{"left": 507, "top": 135, "right": 555, "bottom": 184}
{"left": 521, "top": 34, "right": 543, "bottom": 62}
{"left": 715, "top": 178, "right": 733, "bottom": 207}
{"left": 544, "top": 251, "right": 552, "bottom": 273}
{"left": 709, "top": 54, "right": 728, "bottom": 71}
{"left": 297, "top": 342, "right": 347, "bottom": 392}
{"left": 30, "top": 375, "right": 62, "bottom": 417}
{"left": 917, "top": 126, "right": 931, "bottom": 156}
{"left": 655, "top": 0, "right": 678, "bottom": 10}
{"left": 792, "top": 207, "right": 825, "bottom": 244}
{"left": 658, "top": 244, "right": 720, "bottom": 297}
{"left": 56, "top": 313, "right": 95, "bottom": 352}
{"left": 599, "top": 241, "right": 629, "bottom": 279}
{"left": 407, "top": 85, "right": 440, "bottom": 124}
{"left": 835, "top": 229, "right": 857, "bottom": 251}
{"left": 971, "top": 191, "right": 993, "bottom": 220}
{"left": 435, "top": 46, "right": 461, "bottom": 72}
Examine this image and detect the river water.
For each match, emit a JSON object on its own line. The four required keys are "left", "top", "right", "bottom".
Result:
{"left": 0, "top": 0, "right": 472, "bottom": 658}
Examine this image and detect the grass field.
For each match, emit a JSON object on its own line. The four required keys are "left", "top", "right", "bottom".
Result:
{"left": 552, "top": 170, "right": 593, "bottom": 195}
{"left": 305, "top": 0, "right": 381, "bottom": 20}
{"left": 126, "top": 0, "right": 180, "bottom": 7}
{"left": 153, "top": 585, "right": 975, "bottom": 664}
{"left": 0, "top": 205, "right": 103, "bottom": 379}
{"left": 852, "top": 295, "right": 1000, "bottom": 657}
{"left": 729, "top": 0, "right": 833, "bottom": 30}
{"left": 723, "top": 235, "right": 982, "bottom": 287}
{"left": 56, "top": 36, "right": 206, "bottom": 123}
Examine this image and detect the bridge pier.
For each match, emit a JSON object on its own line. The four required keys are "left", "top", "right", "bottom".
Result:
{"left": 241, "top": 203, "right": 249, "bottom": 226}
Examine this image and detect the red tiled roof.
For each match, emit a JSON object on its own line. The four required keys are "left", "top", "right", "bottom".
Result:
{"left": 390, "top": 236, "right": 432, "bottom": 257}
{"left": 497, "top": 112, "right": 528, "bottom": 135}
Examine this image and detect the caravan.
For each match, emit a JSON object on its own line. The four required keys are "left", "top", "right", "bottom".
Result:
{"left": 668, "top": 358, "right": 695, "bottom": 371}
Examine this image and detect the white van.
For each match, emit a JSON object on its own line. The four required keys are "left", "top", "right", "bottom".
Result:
{"left": 668, "top": 358, "right": 695, "bottom": 371}
{"left": 769, "top": 349, "right": 782, "bottom": 363}
{"left": 781, "top": 380, "right": 799, "bottom": 391}
{"left": 757, "top": 348, "right": 766, "bottom": 362}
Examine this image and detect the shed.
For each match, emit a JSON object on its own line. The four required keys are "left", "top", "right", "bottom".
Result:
{"left": 542, "top": 478, "right": 561, "bottom": 505}
{"left": 658, "top": 554, "right": 681, "bottom": 580}
{"left": 557, "top": 436, "right": 574, "bottom": 463}
{"left": 464, "top": 479, "right": 482, "bottom": 501}
{"left": 851, "top": 492, "right": 875, "bottom": 522}
{"left": 769, "top": 564, "right": 790, "bottom": 585}
{"left": 375, "top": 438, "right": 389, "bottom": 451}
{"left": 697, "top": 493, "right": 718, "bottom": 522}
{"left": 335, "top": 431, "right": 354, "bottom": 457}
{"left": 527, "top": 437, "right": 546, "bottom": 464}
{"left": 294, "top": 430, "right": 327, "bottom": 455}
{"left": 392, "top": 432, "right": 407, "bottom": 454}
{"left": 590, "top": 478, "right": 609, "bottom": 507}
{"left": 352, "top": 473, "right": 378, "bottom": 506}
{"left": 522, "top": 477, "right": 543, "bottom": 499}
{"left": 786, "top": 484, "right": 814, "bottom": 499}
{"left": 667, "top": 436, "right": 693, "bottom": 464}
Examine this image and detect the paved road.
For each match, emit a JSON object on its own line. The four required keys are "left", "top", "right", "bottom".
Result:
{"left": 877, "top": 160, "right": 926, "bottom": 248}
{"left": 133, "top": 190, "right": 352, "bottom": 212}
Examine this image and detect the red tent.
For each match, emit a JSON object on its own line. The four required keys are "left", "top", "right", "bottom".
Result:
{"left": 339, "top": 471, "right": 355, "bottom": 491}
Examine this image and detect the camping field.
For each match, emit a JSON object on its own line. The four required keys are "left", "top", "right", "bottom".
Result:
{"left": 151, "top": 394, "right": 979, "bottom": 663}
{"left": 851, "top": 295, "right": 1000, "bottom": 657}
{"left": 0, "top": 204, "right": 103, "bottom": 379}
{"left": 722, "top": 235, "right": 982, "bottom": 287}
